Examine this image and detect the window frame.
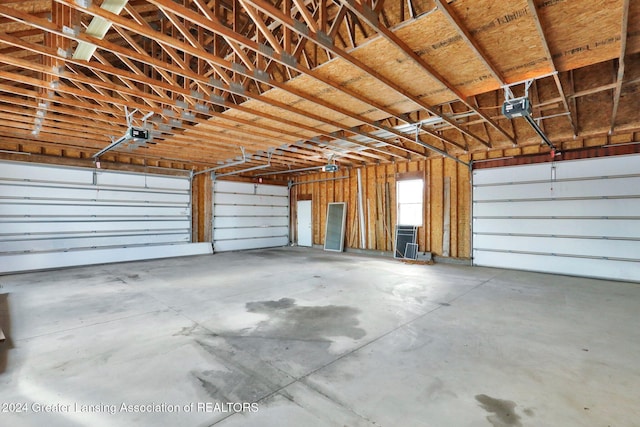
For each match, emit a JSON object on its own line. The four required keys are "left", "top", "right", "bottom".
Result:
{"left": 396, "top": 174, "right": 424, "bottom": 227}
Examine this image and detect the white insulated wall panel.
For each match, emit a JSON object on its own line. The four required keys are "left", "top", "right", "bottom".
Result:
{"left": 212, "top": 180, "right": 289, "bottom": 252}
{"left": 0, "top": 161, "right": 211, "bottom": 273}
{"left": 472, "top": 155, "right": 640, "bottom": 282}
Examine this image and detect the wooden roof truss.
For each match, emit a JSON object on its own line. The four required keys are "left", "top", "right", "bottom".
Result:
{"left": 0, "top": 0, "right": 637, "bottom": 174}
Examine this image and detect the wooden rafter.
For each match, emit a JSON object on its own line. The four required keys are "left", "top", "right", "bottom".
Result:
{"left": 526, "top": 0, "right": 577, "bottom": 137}
{"left": 238, "top": 0, "right": 471, "bottom": 158}
{"left": 433, "top": 0, "right": 504, "bottom": 85}
{"left": 610, "top": 0, "right": 630, "bottom": 133}
{"left": 341, "top": 0, "right": 514, "bottom": 148}
{"left": 0, "top": 0, "right": 638, "bottom": 170}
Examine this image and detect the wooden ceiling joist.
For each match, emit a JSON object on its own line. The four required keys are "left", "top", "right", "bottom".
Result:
{"left": 526, "top": 0, "right": 577, "bottom": 138}
{"left": 610, "top": 0, "right": 630, "bottom": 133}
{"left": 0, "top": 0, "right": 638, "bottom": 172}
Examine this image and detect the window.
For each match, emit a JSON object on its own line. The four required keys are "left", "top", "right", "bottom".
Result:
{"left": 397, "top": 178, "right": 424, "bottom": 226}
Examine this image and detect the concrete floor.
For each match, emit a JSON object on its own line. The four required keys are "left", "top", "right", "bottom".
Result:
{"left": 0, "top": 247, "right": 638, "bottom": 427}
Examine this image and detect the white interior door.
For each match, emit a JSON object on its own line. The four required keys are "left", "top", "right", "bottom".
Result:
{"left": 297, "top": 200, "right": 312, "bottom": 247}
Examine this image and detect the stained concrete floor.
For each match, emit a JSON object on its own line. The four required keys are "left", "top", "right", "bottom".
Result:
{"left": 0, "top": 247, "right": 639, "bottom": 427}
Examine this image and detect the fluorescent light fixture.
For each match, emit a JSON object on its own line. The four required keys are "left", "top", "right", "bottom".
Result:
{"left": 31, "top": 129, "right": 40, "bottom": 136}
{"left": 169, "top": 119, "right": 182, "bottom": 127}
{"left": 181, "top": 111, "right": 195, "bottom": 121}
{"left": 73, "top": 0, "right": 129, "bottom": 61}
{"left": 38, "top": 101, "right": 49, "bottom": 109}
{"left": 49, "top": 80, "right": 60, "bottom": 89}
{"left": 36, "top": 110, "right": 46, "bottom": 118}
{"left": 162, "top": 108, "right": 175, "bottom": 117}
{"left": 175, "top": 100, "right": 188, "bottom": 109}
{"left": 190, "top": 90, "right": 203, "bottom": 100}
{"left": 52, "top": 65, "right": 65, "bottom": 75}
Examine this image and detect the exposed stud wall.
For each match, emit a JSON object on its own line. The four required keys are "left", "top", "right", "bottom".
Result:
{"left": 192, "top": 172, "right": 213, "bottom": 244}
{"left": 292, "top": 157, "right": 472, "bottom": 258}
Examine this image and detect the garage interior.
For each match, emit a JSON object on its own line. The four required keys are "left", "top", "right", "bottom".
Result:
{"left": 0, "top": 0, "right": 639, "bottom": 425}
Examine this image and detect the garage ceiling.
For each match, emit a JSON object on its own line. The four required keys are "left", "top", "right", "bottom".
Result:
{"left": 0, "top": 0, "right": 638, "bottom": 174}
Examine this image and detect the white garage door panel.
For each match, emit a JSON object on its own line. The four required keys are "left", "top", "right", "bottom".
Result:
{"left": 556, "top": 155, "right": 639, "bottom": 180}
{"left": 0, "top": 203, "right": 188, "bottom": 217}
{"left": 212, "top": 181, "right": 289, "bottom": 252}
{"left": 474, "top": 218, "right": 640, "bottom": 239}
{"left": 3, "top": 220, "right": 189, "bottom": 234}
{"left": 145, "top": 175, "right": 190, "bottom": 190}
{"left": 214, "top": 236, "right": 289, "bottom": 252}
{"left": 213, "top": 205, "right": 287, "bottom": 217}
{"left": 214, "top": 226, "right": 289, "bottom": 240}
{"left": 474, "top": 177, "right": 640, "bottom": 201}
{"left": 474, "top": 235, "right": 639, "bottom": 260}
{"left": 213, "top": 216, "right": 289, "bottom": 228}
{"left": 96, "top": 172, "right": 148, "bottom": 187}
{"left": 0, "top": 184, "right": 189, "bottom": 204}
{"left": 474, "top": 198, "right": 640, "bottom": 218}
{"left": 0, "top": 162, "right": 94, "bottom": 183}
{"left": 1, "top": 233, "right": 189, "bottom": 253}
{"left": 214, "top": 180, "right": 288, "bottom": 196}
{"left": 0, "top": 243, "right": 212, "bottom": 275}
{"left": 95, "top": 173, "right": 190, "bottom": 190}
{"left": 473, "top": 251, "right": 640, "bottom": 283}
{"left": 474, "top": 156, "right": 639, "bottom": 185}
{"left": 473, "top": 154, "right": 640, "bottom": 282}
{"left": 0, "top": 160, "right": 210, "bottom": 273}
{"left": 213, "top": 192, "right": 288, "bottom": 206}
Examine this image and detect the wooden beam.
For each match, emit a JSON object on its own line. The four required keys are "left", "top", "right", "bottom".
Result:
{"left": 292, "top": 0, "right": 318, "bottom": 32}
{"left": 610, "top": 0, "right": 630, "bottom": 133}
{"left": 337, "top": 0, "right": 501, "bottom": 148}
{"left": 238, "top": 0, "right": 470, "bottom": 159}
{"left": 526, "top": 0, "right": 577, "bottom": 137}
{"left": 433, "top": 0, "right": 504, "bottom": 84}
{"left": 236, "top": 0, "right": 283, "bottom": 53}
{"left": 54, "top": 0, "right": 427, "bottom": 159}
